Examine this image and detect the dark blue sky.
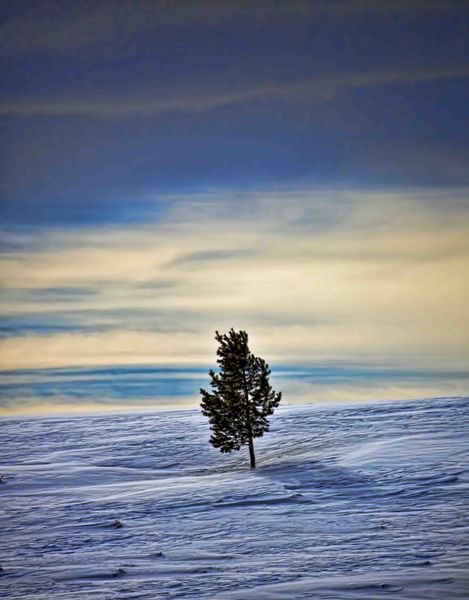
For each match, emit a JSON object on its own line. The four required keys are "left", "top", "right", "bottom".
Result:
{"left": 1, "top": 0, "right": 468, "bottom": 227}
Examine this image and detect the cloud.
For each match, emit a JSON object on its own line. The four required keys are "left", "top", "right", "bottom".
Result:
{"left": 1, "top": 188, "right": 468, "bottom": 375}
{"left": 1, "top": 362, "right": 466, "bottom": 416}
{"left": 0, "top": 397, "right": 196, "bottom": 417}
{"left": 273, "top": 377, "right": 468, "bottom": 406}
{"left": 2, "top": 65, "right": 469, "bottom": 118}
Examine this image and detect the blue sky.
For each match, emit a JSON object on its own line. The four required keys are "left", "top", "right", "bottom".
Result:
{"left": 1, "top": 1, "right": 468, "bottom": 414}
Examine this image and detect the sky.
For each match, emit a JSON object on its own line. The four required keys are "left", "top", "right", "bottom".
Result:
{"left": 1, "top": 0, "right": 468, "bottom": 415}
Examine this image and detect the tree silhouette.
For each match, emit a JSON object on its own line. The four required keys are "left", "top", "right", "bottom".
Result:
{"left": 200, "top": 329, "right": 281, "bottom": 468}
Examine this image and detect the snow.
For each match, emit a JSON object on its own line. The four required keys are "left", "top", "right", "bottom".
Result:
{"left": 1, "top": 397, "right": 468, "bottom": 598}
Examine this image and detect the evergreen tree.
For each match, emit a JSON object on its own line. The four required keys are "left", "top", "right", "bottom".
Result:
{"left": 200, "top": 329, "right": 281, "bottom": 468}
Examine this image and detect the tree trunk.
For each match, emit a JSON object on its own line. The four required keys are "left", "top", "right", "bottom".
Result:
{"left": 248, "top": 433, "right": 256, "bottom": 468}
{"left": 242, "top": 367, "right": 256, "bottom": 468}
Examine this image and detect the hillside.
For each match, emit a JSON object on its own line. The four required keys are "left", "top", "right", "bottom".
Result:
{"left": 1, "top": 397, "right": 468, "bottom": 599}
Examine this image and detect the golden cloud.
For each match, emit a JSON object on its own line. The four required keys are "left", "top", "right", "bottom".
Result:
{"left": 1, "top": 189, "right": 468, "bottom": 372}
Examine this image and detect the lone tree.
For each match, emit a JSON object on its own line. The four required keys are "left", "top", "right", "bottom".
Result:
{"left": 200, "top": 329, "right": 281, "bottom": 468}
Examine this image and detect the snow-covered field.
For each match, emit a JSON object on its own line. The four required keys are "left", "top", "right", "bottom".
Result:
{"left": 1, "top": 397, "right": 468, "bottom": 599}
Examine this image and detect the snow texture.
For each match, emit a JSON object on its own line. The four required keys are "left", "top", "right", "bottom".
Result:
{"left": 1, "top": 396, "right": 468, "bottom": 599}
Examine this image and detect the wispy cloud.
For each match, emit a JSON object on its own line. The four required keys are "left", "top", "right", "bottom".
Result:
{"left": 1, "top": 188, "right": 468, "bottom": 375}
{"left": 1, "top": 363, "right": 467, "bottom": 415}
{"left": 2, "top": 65, "right": 468, "bottom": 118}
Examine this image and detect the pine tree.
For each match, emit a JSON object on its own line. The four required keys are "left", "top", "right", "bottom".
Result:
{"left": 200, "top": 329, "right": 281, "bottom": 468}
